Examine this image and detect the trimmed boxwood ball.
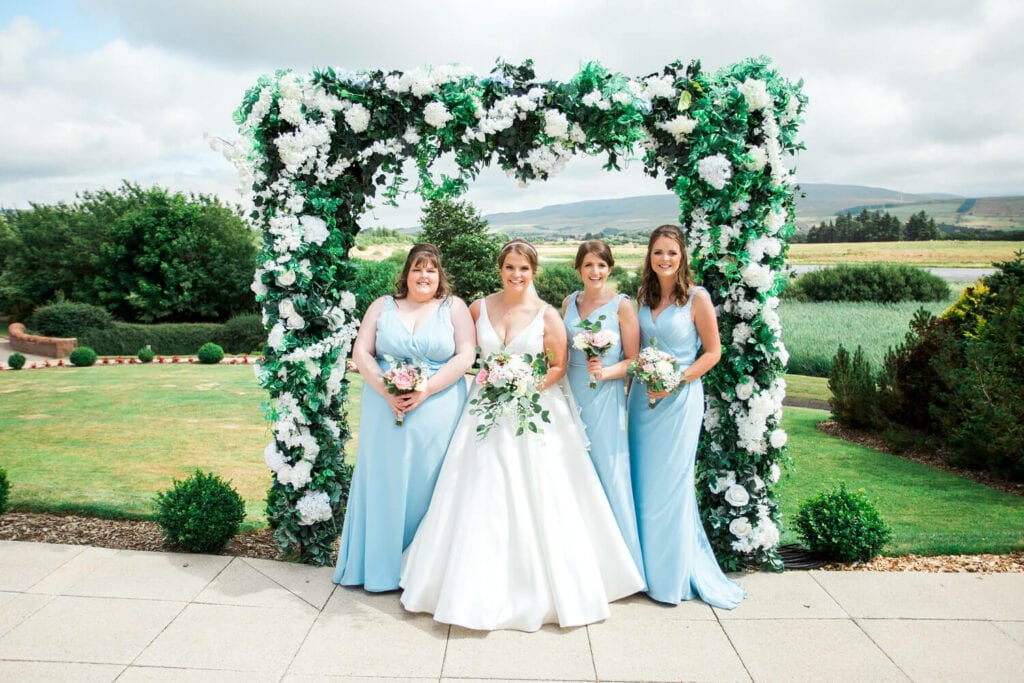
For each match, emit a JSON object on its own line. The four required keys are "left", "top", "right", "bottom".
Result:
{"left": 69, "top": 346, "right": 98, "bottom": 367}
{"left": 794, "top": 483, "right": 893, "bottom": 562}
{"left": 0, "top": 467, "right": 9, "bottom": 515}
{"left": 7, "top": 353, "right": 26, "bottom": 370}
{"left": 197, "top": 342, "right": 225, "bottom": 364}
{"left": 138, "top": 346, "right": 155, "bottom": 363}
{"left": 155, "top": 470, "right": 246, "bottom": 552}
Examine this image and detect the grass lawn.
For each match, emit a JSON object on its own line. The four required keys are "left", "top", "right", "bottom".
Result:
{"left": 783, "top": 374, "right": 828, "bottom": 403}
{"left": 776, "top": 407, "right": 1024, "bottom": 556}
{"left": 2, "top": 365, "right": 1021, "bottom": 557}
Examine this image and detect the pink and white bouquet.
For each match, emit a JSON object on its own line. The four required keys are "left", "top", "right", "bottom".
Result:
{"left": 572, "top": 314, "right": 620, "bottom": 389}
{"left": 469, "top": 349, "right": 551, "bottom": 440}
{"left": 627, "top": 341, "right": 686, "bottom": 408}
{"left": 380, "top": 356, "right": 428, "bottom": 426}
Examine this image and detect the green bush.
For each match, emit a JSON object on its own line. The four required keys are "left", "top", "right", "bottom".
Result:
{"left": 29, "top": 301, "right": 112, "bottom": 338}
{"left": 137, "top": 346, "right": 155, "bottom": 363}
{"left": 610, "top": 265, "right": 640, "bottom": 299}
{"left": 0, "top": 467, "right": 9, "bottom": 515}
{"left": 795, "top": 264, "right": 949, "bottom": 303}
{"left": 346, "top": 258, "right": 401, "bottom": 320}
{"left": 216, "top": 314, "right": 264, "bottom": 354}
{"left": 7, "top": 352, "right": 25, "bottom": 370}
{"left": 79, "top": 321, "right": 224, "bottom": 356}
{"left": 827, "top": 345, "right": 880, "bottom": 429}
{"left": 794, "top": 483, "right": 892, "bottom": 562}
{"left": 155, "top": 470, "right": 246, "bottom": 552}
{"left": 197, "top": 342, "right": 224, "bottom": 364}
{"left": 534, "top": 263, "right": 581, "bottom": 307}
{"left": 69, "top": 346, "right": 98, "bottom": 367}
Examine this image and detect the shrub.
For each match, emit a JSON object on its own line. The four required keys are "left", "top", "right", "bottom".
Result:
{"left": 79, "top": 321, "right": 224, "bottom": 356}
{"left": 197, "top": 342, "right": 224, "bottom": 364}
{"left": 29, "top": 301, "right": 112, "bottom": 338}
{"left": 794, "top": 483, "right": 892, "bottom": 562}
{"left": 534, "top": 263, "right": 581, "bottom": 307}
{"left": 795, "top": 264, "right": 949, "bottom": 303}
{"left": 216, "top": 313, "right": 264, "bottom": 354}
{"left": 138, "top": 346, "right": 155, "bottom": 363}
{"left": 7, "top": 352, "right": 25, "bottom": 370}
{"left": 345, "top": 258, "right": 401, "bottom": 320}
{"left": 610, "top": 265, "right": 640, "bottom": 299}
{"left": 155, "top": 470, "right": 246, "bottom": 552}
{"left": 827, "top": 345, "right": 880, "bottom": 429}
{"left": 0, "top": 467, "right": 9, "bottom": 515}
{"left": 69, "top": 346, "right": 98, "bottom": 367}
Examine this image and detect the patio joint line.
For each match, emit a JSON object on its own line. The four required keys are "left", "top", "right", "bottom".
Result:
{"left": 240, "top": 556, "right": 329, "bottom": 611}
{"left": 584, "top": 623, "right": 598, "bottom": 682}
{"left": 712, "top": 606, "right": 755, "bottom": 683}
{"left": 278, "top": 589, "right": 324, "bottom": 681}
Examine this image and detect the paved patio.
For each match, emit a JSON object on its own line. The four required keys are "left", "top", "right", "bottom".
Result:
{"left": 0, "top": 540, "right": 1022, "bottom": 681}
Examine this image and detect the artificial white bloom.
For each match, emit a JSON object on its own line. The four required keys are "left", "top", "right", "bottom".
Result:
{"left": 543, "top": 109, "right": 569, "bottom": 139}
{"left": 710, "top": 471, "right": 737, "bottom": 494}
{"left": 744, "top": 145, "right": 768, "bottom": 172}
{"left": 724, "top": 484, "right": 751, "bottom": 507}
{"left": 611, "top": 91, "right": 631, "bottom": 104}
{"left": 276, "top": 270, "right": 296, "bottom": 287}
{"left": 402, "top": 127, "right": 421, "bottom": 145}
{"left": 732, "top": 322, "right": 753, "bottom": 348}
{"left": 752, "top": 474, "right": 766, "bottom": 491}
{"left": 735, "top": 377, "right": 755, "bottom": 401}
{"left": 285, "top": 313, "right": 305, "bottom": 329}
{"left": 278, "top": 299, "right": 297, "bottom": 320}
{"left": 766, "top": 208, "right": 787, "bottom": 235}
{"left": 267, "top": 323, "right": 286, "bottom": 350}
{"left": 741, "top": 263, "right": 775, "bottom": 292}
{"left": 718, "top": 223, "right": 741, "bottom": 250}
{"left": 251, "top": 272, "right": 268, "bottom": 297}
{"left": 581, "top": 90, "right": 611, "bottom": 110}
{"left": 285, "top": 194, "right": 306, "bottom": 213}
{"left": 730, "top": 200, "right": 750, "bottom": 217}
{"left": 735, "top": 299, "right": 760, "bottom": 320}
{"left": 643, "top": 74, "right": 677, "bottom": 99}
{"left": 296, "top": 490, "right": 333, "bottom": 525}
{"left": 300, "top": 215, "right": 330, "bottom": 246}
{"left": 781, "top": 95, "right": 801, "bottom": 125}
{"left": 747, "top": 235, "right": 783, "bottom": 263}
{"left": 751, "top": 519, "right": 780, "bottom": 549}
{"left": 344, "top": 103, "right": 370, "bottom": 133}
{"left": 655, "top": 115, "right": 697, "bottom": 142}
{"left": 339, "top": 291, "right": 357, "bottom": 312}
{"left": 278, "top": 97, "right": 305, "bottom": 127}
{"left": 769, "top": 462, "right": 782, "bottom": 483}
{"left": 769, "top": 429, "right": 788, "bottom": 449}
{"left": 263, "top": 443, "right": 286, "bottom": 472}
{"left": 569, "top": 123, "right": 587, "bottom": 145}
{"left": 739, "top": 78, "right": 772, "bottom": 111}
{"left": 729, "top": 516, "right": 753, "bottom": 538}
{"left": 290, "top": 460, "right": 313, "bottom": 488}
{"left": 276, "top": 464, "right": 294, "bottom": 487}
{"left": 423, "top": 101, "right": 453, "bottom": 128}
{"left": 704, "top": 404, "right": 721, "bottom": 431}
{"left": 697, "top": 153, "right": 732, "bottom": 190}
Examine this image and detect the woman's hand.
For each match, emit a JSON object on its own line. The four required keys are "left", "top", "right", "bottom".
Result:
{"left": 396, "top": 384, "right": 430, "bottom": 413}
{"left": 586, "top": 356, "right": 605, "bottom": 382}
{"left": 646, "top": 389, "right": 672, "bottom": 401}
{"left": 384, "top": 393, "right": 406, "bottom": 421}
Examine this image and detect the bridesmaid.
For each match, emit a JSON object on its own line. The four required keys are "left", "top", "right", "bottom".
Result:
{"left": 561, "top": 239, "right": 644, "bottom": 577}
{"left": 334, "top": 243, "right": 476, "bottom": 591}
{"left": 628, "top": 225, "right": 746, "bottom": 609}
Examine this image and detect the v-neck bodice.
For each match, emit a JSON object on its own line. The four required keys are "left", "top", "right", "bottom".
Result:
{"left": 375, "top": 296, "right": 456, "bottom": 371}
{"left": 564, "top": 292, "right": 626, "bottom": 368}
{"left": 477, "top": 297, "right": 547, "bottom": 356}
{"left": 638, "top": 287, "right": 704, "bottom": 365}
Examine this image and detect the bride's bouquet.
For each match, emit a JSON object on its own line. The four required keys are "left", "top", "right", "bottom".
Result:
{"left": 470, "top": 349, "right": 551, "bottom": 440}
{"left": 572, "top": 314, "right": 619, "bottom": 389}
{"left": 628, "top": 341, "right": 686, "bottom": 408}
{"left": 380, "top": 356, "right": 428, "bottom": 426}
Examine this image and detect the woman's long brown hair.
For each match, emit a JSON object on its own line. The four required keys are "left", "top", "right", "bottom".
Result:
{"left": 637, "top": 225, "right": 695, "bottom": 308}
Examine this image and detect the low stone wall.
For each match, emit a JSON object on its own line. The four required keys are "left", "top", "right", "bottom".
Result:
{"left": 8, "top": 323, "right": 77, "bottom": 358}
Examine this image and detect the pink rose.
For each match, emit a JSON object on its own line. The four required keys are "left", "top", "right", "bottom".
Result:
{"left": 475, "top": 369, "right": 488, "bottom": 385}
{"left": 392, "top": 371, "right": 416, "bottom": 391}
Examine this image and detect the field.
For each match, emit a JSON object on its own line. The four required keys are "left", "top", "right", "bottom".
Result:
{"left": 784, "top": 240, "right": 1022, "bottom": 267}
{"left": 2, "top": 366, "right": 1021, "bottom": 556}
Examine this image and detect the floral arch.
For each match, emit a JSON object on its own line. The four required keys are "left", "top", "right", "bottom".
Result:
{"left": 225, "top": 57, "right": 806, "bottom": 569}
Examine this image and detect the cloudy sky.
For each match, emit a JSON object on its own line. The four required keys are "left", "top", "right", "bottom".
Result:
{"left": 2, "top": 0, "right": 1022, "bottom": 227}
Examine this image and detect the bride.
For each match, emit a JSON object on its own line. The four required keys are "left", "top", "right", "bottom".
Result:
{"left": 400, "top": 239, "right": 645, "bottom": 632}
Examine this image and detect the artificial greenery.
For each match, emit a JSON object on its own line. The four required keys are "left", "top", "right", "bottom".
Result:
{"left": 69, "top": 346, "right": 97, "bottom": 367}
{"left": 6, "top": 353, "right": 25, "bottom": 370}
{"left": 794, "top": 483, "right": 892, "bottom": 562}
{"left": 197, "top": 342, "right": 225, "bottom": 364}
{"left": 29, "top": 301, "right": 112, "bottom": 338}
{"left": 155, "top": 470, "right": 246, "bottom": 552}
{"left": 227, "top": 56, "right": 805, "bottom": 567}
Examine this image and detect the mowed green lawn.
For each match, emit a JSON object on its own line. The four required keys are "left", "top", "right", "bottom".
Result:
{"left": 1, "top": 365, "right": 1021, "bottom": 556}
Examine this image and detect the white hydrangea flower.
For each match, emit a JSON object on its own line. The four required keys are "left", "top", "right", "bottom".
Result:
{"left": 751, "top": 518, "right": 780, "bottom": 549}
{"left": 739, "top": 78, "right": 772, "bottom": 111}
{"left": 285, "top": 194, "right": 306, "bottom": 213}
{"left": 611, "top": 90, "right": 631, "bottom": 104}
{"left": 267, "top": 323, "right": 286, "bottom": 350}
{"left": 724, "top": 484, "right": 750, "bottom": 507}
{"left": 744, "top": 145, "right": 768, "bottom": 172}
{"left": 402, "top": 127, "right": 421, "bottom": 145}
{"left": 655, "top": 115, "right": 697, "bottom": 142}
{"left": 643, "top": 74, "right": 677, "bottom": 99}
{"left": 711, "top": 471, "right": 737, "bottom": 494}
{"left": 766, "top": 208, "right": 787, "bottom": 235}
{"left": 296, "top": 490, "right": 333, "bottom": 525}
{"left": 568, "top": 123, "right": 587, "bottom": 144}
{"left": 769, "top": 429, "right": 788, "bottom": 449}
{"left": 732, "top": 322, "right": 753, "bottom": 348}
{"left": 423, "top": 101, "right": 453, "bottom": 128}
{"left": 263, "top": 443, "right": 286, "bottom": 472}
{"left": 290, "top": 460, "right": 313, "bottom": 488}
{"left": 735, "top": 299, "right": 760, "bottom": 320}
{"left": 697, "top": 153, "right": 732, "bottom": 190}
{"left": 581, "top": 90, "right": 610, "bottom": 110}
{"left": 769, "top": 462, "right": 782, "bottom": 483}
{"left": 740, "top": 263, "right": 775, "bottom": 292}
{"left": 276, "top": 463, "right": 294, "bottom": 487}
{"left": 344, "top": 103, "right": 370, "bottom": 133}
{"left": 543, "top": 109, "right": 569, "bottom": 139}
{"left": 704, "top": 404, "right": 721, "bottom": 431}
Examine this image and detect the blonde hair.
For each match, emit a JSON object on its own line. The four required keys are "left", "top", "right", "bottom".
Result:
{"left": 498, "top": 239, "right": 539, "bottom": 271}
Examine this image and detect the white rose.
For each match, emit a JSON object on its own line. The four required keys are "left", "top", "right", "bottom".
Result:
{"left": 769, "top": 429, "right": 788, "bottom": 449}
{"left": 286, "top": 313, "right": 305, "bottom": 330}
{"left": 729, "top": 516, "right": 752, "bottom": 538}
{"left": 724, "top": 484, "right": 750, "bottom": 507}
{"left": 735, "top": 379, "right": 754, "bottom": 401}
{"left": 339, "top": 291, "right": 357, "bottom": 311}
{"left": 276, "top": 270, "right": 296, "bottom": 287}
{"left": 300, "top": 215, "right": 330, "bottom": 246}
{"left": 278, "top": 299, "right": 296, "bottom": 319}
{"left": 251, "top": 273, "right": 268, "bottom": 297}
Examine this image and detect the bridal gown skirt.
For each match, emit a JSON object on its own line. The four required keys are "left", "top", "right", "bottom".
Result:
{"left": 399, "top": 381, "right": 646, "bottom": 632}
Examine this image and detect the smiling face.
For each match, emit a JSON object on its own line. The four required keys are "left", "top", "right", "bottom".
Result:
{"left": 500, "top": 252, "right": 535, "bottom": 293}
{"left": 649, "top": 235, "right": 683, "bottom": 280}
{"left": 577, "top": 252, "right": 611, "bottom": 291}
{"left": 406, "top": 257, "right": 440, "bottom": 301}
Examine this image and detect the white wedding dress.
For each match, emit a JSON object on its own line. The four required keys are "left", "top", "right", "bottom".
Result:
{"left": 399, "top": 299, "right": 645, "bottom": 632}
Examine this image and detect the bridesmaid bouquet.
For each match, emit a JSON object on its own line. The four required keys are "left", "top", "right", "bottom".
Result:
{"left": 470, "top": 350, "right": 551, "bottom": 440}
{"left": 572, "top": 315, "right": 620, "bottom": 389}
{"left": 628, "top": 342, "right": 685, "bottom": 408}
{"left": 380, "top": 356, "right": 428, "bottom": 426}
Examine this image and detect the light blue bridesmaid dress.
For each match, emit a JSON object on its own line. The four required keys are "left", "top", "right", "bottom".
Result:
{"left": 334, "top": 296, "right": 467, "bottom": 591}
{"left": 627, "top": 287, "right": 746, "bottom": 609}
{"left": 564, "top": 292, "right": 645, "bottom": 578}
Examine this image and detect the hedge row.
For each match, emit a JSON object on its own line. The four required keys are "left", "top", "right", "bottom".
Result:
{"left": 79, "top": 314, "right": 263, "bottom": 356}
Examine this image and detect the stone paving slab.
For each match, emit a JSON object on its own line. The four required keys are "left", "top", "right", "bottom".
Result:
{"left": 444, "top": 625, "right": 594, "bottom": 680}
{"left": 0, "top": 541, "right": 85, "bottom": 592}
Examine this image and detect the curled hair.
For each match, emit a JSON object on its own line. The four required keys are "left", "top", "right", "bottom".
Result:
{"left": 394, "top": 243, "right": 452, "bottom": 299}
{"left": 498, "top": 238, "right": 539, "bottom": 272}
{"left": 574, "top": 239, "right": 615, "bottom": 270}
{"left": 637, "top": 225, "right": 695, "bottom": 309}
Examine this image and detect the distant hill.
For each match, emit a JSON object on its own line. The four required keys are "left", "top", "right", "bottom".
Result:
{"left": 472, "top": 184, "right": 1023, "bottom": 237}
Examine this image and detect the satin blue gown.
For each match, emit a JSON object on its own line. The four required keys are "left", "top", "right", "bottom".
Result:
{"left": 628, "top": 287, "right": 746, "bottom": 609}
{"left": 334, "top": 296, "right": 467, "bottom": 591}
{"left": 564, "top": 292, "right": 645, "bottom": 578}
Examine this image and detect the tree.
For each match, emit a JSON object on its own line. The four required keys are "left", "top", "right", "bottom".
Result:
{"left": 417, "top": 199, "right": 503, "bottom": 300}
{"left": 534, "top": 263, "right": 582, "bottom": 307}
{"left": 91, "top": 187, "right": 257, "bottom": 322}
{"left": 905, "top": 211, "right": 938, "bottom": 241}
